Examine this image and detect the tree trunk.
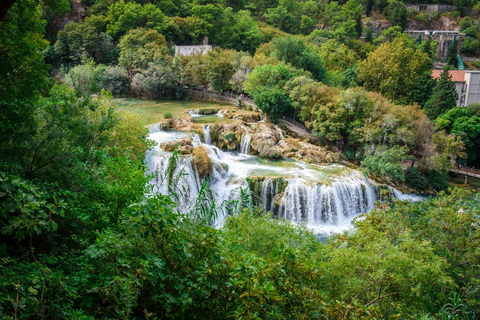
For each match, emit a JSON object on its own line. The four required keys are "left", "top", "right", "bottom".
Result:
{"left": 0, "top": 0, "right": 16, "bottom": 22}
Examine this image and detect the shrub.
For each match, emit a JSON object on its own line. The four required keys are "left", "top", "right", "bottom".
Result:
{"left": 404, "top": 167, "right": 428, "bottom": 190}
{"left": 131, "top": 63, "right": 176, "bottom": 99}
{"left": 361, "top": 145, "right": 408, "bottom": 183}
{"left": 163, "top": 112, "right": 173, "bottom": 119}
{"left": 65, "top": 62, "right": 129, "bottom": 95}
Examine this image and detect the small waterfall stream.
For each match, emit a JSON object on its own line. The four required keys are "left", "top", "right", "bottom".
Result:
{"left": 239, "top": 134, "right": 251, "bottom": 154}
{"left": 202, "top": 125, "right": 211, "bottom": 144}
{"left": 146, "top": 128, "right": 420, "bottom": 235}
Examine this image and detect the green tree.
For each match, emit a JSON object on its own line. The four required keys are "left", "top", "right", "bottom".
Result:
{"left": 0, "top": 0, "right": 49, "bottom": 165}
{"left": 424, "top": 68, "right": 458, "bottom": 119}
{"left": 411, "top": 71, "right": 435, "bottom": 107}
{"left": 131, "top": 63, "right": 176, "bottom": 99}
{"left": 118, "top": 28, "right": 170, "bottom": 70}
{"left": 446, "top": 40, "right": 458, "bottom": 67}
{"left": 205, "top": 49, "right": 234, "bottom": 93}
{"left": 357, "top": 37, "right": 431, "bottom": 103}
{"left": 243, "top": 63, "right": 308, "bottom": 121}
{"left": 106, "top": 0, "right": 165, "bottom": 39}
{"left": 361, "top": 145, "right": 409, "bottom": 182}
{"left": 366, "top": 0, "right": 373, "bottom": 16}
{"left": 272, "top": 35, "right": 326, "bottom": 81}
{"left": 316, "top": 39, "right": 359, "bottom": 72}
{"left": 461, "top": 36, "right": 480, "bottom": 55}
{"left": 341, "top": 0, "right": 363, "bottom": 38}
{"left": 386, "top": 0, "right": 408, "bottom": 31}
{"left": 436, "top": 107, "right": 480, "bottom": 163}
{"left": 228, "top": 10, "right": 262, "bottom": 54}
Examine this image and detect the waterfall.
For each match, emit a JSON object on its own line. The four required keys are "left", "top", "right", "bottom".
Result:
{"left": 148, "top": 123, "right": 163, "bottom": 133}
{"left": 239, "top": 134, "right": 251, "bottom": 154}
{"left": 389, "top": 187, "right": 425, "bottom": 201}
{"left": 264, "top": 178, "right": 378, "bottom": 225}
{"left": 202, "top": 125, "right": 211, "bottom": 144}
{"left": 273, "top": 125, "right": 284, "bottom": 140}
{"left": 145, "top": 128, "right": 422, "bottom": 235}
{"left": 145, "top": 151, "right": 201, "bottom": 212}
{"left": 260, "top": 178, "right": 276, "bottom": 212}
{"left": 188, "top": 110, "right": 203, "bottom": 117}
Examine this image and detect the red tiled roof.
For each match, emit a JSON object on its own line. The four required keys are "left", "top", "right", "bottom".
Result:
{"left": 431, "top": 70, "right": 465, "bottom": 82}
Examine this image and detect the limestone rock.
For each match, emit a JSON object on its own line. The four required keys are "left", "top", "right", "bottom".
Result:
{"left": 210, "top": 123, "right": 245, "bottom": 150}
{"left": 278, "top": 137, "right": 342, "bottom": 164}
{"left": 250, "top": 124, "right": 282, "bottom": 158}
{"left": 160, "top": 139, "right": 193, "bottom": 154}
{"left": 234, "top": 113, "right": 261, "bottom": 122}
{"left": 170, "top": 117, "right": 194, "bottom": 131}
{"left": 192, "top": 147, "right": 212, "bottom": 178}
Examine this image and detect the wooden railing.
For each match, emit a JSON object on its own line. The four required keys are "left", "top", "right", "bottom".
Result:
{"left": 449, "top": 167, "right": 480, "bottom": 179}
{"left": 279, "top": 116, "right": 311, "bottom": 133}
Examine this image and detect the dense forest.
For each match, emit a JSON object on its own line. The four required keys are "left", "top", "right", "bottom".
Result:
{"left": 1, "top": 0, "right": 480, "bottom": 319}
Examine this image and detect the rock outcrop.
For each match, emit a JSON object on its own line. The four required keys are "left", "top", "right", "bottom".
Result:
{"left": 279, "top": 137, "right": 341, "bottom": 164}
{"left": 250, "top": 124, "right": 282, "bottom": 158}
{"left": 160, "top": 139, "right": 193, "bottom": 154}
{"left": 161, "top": 117, "right": 194, "bottom": 131}
{"left": 192, "top": 147, "right": 212, "bottom": 178}
{"left": 210, "top": 123, "right": 246, "bottom": 150}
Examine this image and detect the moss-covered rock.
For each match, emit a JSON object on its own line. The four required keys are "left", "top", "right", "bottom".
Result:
{"left": 210, "top": 123, "right": 245, "bottom": 150}
{"left": 190, "top": 108, "right": 219, "bottom": 115}
{"left": 234, "top": 113, "right": 262, "bottom": 122}
{"left": 192, "top": 147, "right": 212, "bottom": 178}
{"left": 190, "top": 123, "right": 204, "bottom": 140}
{"left": 160, "top": 139, "right": 193, "bottom": 154}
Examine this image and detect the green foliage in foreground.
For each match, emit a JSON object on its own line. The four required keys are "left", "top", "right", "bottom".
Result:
{"left": 1, "top": 178, "right": 479, "bottom": 318}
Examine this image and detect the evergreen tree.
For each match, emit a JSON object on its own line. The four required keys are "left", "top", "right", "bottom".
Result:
{"left": 387, "top": 0, "right": 408, "bottom": 32}
{"left": 446, "top": 40, "right": 458, "bottom": 68}
{"left": 424, "top": 68, "right": 458, "bottom": 119}
{"left": 366, "top": 0, "right": 373, "bottom": 16}
{"left": 411, "top": 71, "right": 435, "bottom": 107}
{"left": 365, "top": 27, "right": 373, "bottom": 43}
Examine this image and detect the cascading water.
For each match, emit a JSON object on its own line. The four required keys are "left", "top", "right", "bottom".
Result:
{"left": 145, "top": 127, "right": 421, "bottom": 235}
{"left": 273, "top": 125, "right": 284, "bottom": 140}
{"left": 148, "top": 123, "right": 163, "bottom": 133}
{"left": 202, "top": 125, "right": 211, "bottom": 144}
{"left": 239, "top": 134, "right": 252, "bottom": 154}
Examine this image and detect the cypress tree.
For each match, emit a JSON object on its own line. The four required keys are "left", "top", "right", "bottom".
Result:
{"left": 424, "top": 68, "right": 458, "bottom": 119}
{"left": 446, "top": 40, "right": 458, "bottom": 68}
{"left": 366, "top": 0, "right": 373, "bottom": 16}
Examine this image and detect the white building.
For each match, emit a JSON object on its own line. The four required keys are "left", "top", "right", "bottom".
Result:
{"left": 431, "top": 70, "right": 480, "bottom": 106}
{"left": 173, "top": 45, "right": 212, "bottom": 56}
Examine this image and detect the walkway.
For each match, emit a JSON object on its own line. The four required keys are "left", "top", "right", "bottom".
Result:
{"left": 187, "top": 89, "right": 321, "bottom": 142}
{"left": 186, "top": 89, "right": 256, "bottom": 108}
{"left": 449, "top": 167, "right": 480, "bottom": 180}
{"left": 278, "top": 117, "right": 322, "bottom": 143}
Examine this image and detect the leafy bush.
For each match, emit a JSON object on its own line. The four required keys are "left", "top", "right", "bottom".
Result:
{"left": 404, "top": 166, "right": 428, "bottom": 190}
{"left": 361, "top": 145, "right": 408, "bottom": 183}
{"left": 65, "top": 62, "right": 129, "bottom": 95}
{"left": 163, "top": 112, "right": 173, "bottom": 118}
{"left": 131, "top": 63, "right": 177, "bottom": 99}
{"left": 461, "top": 36, "right": 480, "bottom": 55}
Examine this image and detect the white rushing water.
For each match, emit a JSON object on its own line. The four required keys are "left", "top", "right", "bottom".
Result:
{"left": 146, "top": 128, "right": 421, "bottom": 236}
{"left": 239, "top": 134, "right": 251, "bottom": 154}
{"left": 202, "top": 125, "right": 211, "bottom": 144}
